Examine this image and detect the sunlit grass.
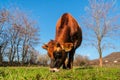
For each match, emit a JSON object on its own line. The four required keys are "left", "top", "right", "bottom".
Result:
{"left": 0, "top": 66, "right": 120, "bottom": 80}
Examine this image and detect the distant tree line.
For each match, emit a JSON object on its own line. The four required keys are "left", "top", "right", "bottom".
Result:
{"left": 0, "top": 7, "right": 40, "bottom": 66}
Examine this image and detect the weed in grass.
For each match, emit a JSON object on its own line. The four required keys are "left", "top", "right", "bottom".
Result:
{"left": 0, "top": 70, "right": 5, "bottom": 77}
{"left": 36, "top": 74, "right": 42, "bottom": 80}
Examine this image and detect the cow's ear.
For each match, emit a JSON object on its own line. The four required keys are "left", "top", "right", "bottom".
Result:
{"left": 61, "top": 43, "right": 73, "bottom": 52}
{"left": 42, "top": 44, "right": 48, "bottom": 50}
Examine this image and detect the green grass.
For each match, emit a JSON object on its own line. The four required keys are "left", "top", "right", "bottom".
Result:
{"left": 0, "top": 66, "right": 120, "bottom": 80}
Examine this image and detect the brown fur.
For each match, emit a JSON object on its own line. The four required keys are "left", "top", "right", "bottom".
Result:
{"left": 42, "top": 13, "right": 82, "bottom": 69}
{"left": 55, "top": 13, "right": 82, "bottom": 48}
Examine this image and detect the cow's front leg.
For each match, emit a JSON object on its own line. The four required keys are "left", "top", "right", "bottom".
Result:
{"left": 62, "top": 57, "right": 68, "bottom": 69}
{"left": 67, "top": 49, "right": 75, "bottom": 69}
{"left": 63, "top": 63, "right": 67, "bottom": 69}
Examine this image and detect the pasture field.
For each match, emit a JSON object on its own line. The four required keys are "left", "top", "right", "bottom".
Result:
{"left": 0, "top": 66, "right": 120, "bottom": 80}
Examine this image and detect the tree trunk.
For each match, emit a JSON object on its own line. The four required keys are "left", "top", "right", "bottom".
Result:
{"left": 0, "top": 47, "right": 2, "bottom": 65}
{"left": 99, "top": 54, "right": 102, "bottom": 67}
{"left": 0, "top": 44, "right": 4, "bottom": 65}
{"left": 16, "top": 39, "right": 21, "bottom": 63}
{"left": 98, "top": 39, "right": 103, "bottom": 67}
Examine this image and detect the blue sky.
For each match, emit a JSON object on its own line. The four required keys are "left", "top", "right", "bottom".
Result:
{"left": 0, "top": 0, "right": 120, "bottom": 59}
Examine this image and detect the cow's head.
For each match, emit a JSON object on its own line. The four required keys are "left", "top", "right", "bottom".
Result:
{"left": 42, "top": 40, "right": 73, "bottom": 72}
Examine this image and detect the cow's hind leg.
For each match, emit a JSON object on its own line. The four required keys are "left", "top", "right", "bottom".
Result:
{"left": 67, "top": 49, "right": 75, "bottom": 69}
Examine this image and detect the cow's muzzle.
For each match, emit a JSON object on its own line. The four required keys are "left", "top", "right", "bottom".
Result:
{"left": 49, "top": 68, "right": 59, "bottom": 72}
{"left": 50, "top": 59, "right": 62, "bottom": 68}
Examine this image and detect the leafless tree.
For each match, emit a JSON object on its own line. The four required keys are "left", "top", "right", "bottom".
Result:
{"left": 74, "top": 54, "right": 89, "bottom": 66}
{"left": 37, "top": 54, "right": 50, "bottom": 66}
{"left": 82, "top": 0, "right": 120, "bottom": 67}
{"left": 29, "top": 48, "right": 39, "bottom": 64}
{"left": 0, "top": 9, "right": 9, "bottom": 64}
{"left": 0, "top": 7, "right": 40, "bottom": 65}
{"left": 20, "top": 14, "right": 40, "bottom": 64}
{"left": 7, "top": 24, "right": 22, "bottom": 64}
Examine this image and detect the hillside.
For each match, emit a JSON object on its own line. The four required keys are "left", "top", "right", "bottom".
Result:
{"left": 103, "top": 52, "right": 120, "bottom": 61}
{"left": 90, "top": 52, "right": 120, "bottom": 65}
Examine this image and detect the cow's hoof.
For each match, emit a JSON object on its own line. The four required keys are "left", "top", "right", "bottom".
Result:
{"left": 49, "top": 68, "right": 59, "bottom": 72}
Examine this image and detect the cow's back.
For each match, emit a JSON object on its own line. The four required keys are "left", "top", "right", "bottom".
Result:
{"left": 55, "top": 13, "right": 82, "bottom": 49}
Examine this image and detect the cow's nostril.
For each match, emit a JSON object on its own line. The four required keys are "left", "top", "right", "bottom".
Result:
{"left": 50, "top": 70, "right": 55, "bottom": 72}
{"left": 53, "top": 70, "right": 55, "bottom": 72}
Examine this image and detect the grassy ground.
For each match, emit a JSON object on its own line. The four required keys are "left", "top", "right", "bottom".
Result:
{"left": 0, "top": 66, "right": 120, "bottom": 80}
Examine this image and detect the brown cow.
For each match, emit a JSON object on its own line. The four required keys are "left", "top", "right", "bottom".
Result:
{"left": 42, "top": 13, "right": 82, "bottom": 72}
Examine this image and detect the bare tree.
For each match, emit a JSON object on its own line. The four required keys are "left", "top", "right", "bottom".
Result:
{"left": 7, "top": 24, "right": 22, "bottom": 64}
{"left": 82, "top": 0, "right": 120, "bottom": 67}
{"left": 74, "top": 54, "right": 89, "bottom": 66}
{"left": 37, "top": 54, "right": 49, "bottom": 66}
{"left": 0, "top": 9, "right": 9, "bottom": 64}
{"left": 0, "top": 8, "right": 40, "bottom": 65}
{"left": 29, "top": 48, "right": 39, "bottom": 65}
{"left": 21, "top": 14, "right": 40, "bottom": 64}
